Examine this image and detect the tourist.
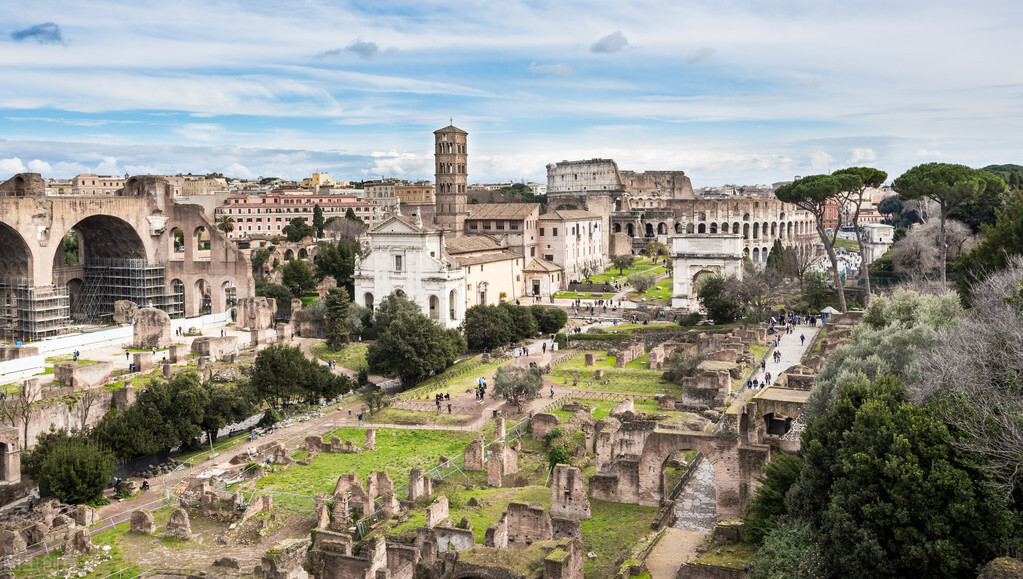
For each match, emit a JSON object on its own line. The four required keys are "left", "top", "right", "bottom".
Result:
{"left": 800, "top": 334, "right": 805, "bottom": 345}
{"left": 358, "top": 412, "right": 364, "bottom": 426}
{"left": 550, "top": 386, "right": 554, "bottom": 399}
{"left": 141, "top": 479, "right": 150, "bottom": 492}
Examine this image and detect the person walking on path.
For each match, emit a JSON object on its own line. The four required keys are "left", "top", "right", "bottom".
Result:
{"left": 800, "top": 334, "right": 805, "bottom": 346}
{"left": 358, "top": 412, "right": 364, "bottom": 426}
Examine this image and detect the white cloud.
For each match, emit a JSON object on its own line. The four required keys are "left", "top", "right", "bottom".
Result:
{"left": 848, "top": 148, "right": 877, "bottom": 163}
{"left": 26, "top": 159, "right": 52, "bottom": 173}
{"left": 591, "top": 31, "right": 629, "bottom": 53}
{"left": 528, "top": 62, "right": 573, "bottom": 76}
{"left": 0, "top": 157, "right": 27, "bottom": 177}
{"left": 223, "top": 162, "right": 253, "bottom": 179}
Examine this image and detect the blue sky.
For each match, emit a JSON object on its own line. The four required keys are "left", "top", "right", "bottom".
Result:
{"left": 1, "top": 0, "right": 1021, "bottom": 187}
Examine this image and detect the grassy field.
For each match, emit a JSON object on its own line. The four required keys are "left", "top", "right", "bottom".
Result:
{"left": 588, "top": 257, "right": 658, "bottom": 283}
{"left": 633, "top": 276, "right": 673, "bottom": 303}
{"left": 550, "top": 351, "right": 681, "bottom": 396}
{"left": 253, "top": 427, "right": 477, "bottom": 496}
{"left": 833, "top": 238, "right": 860, "bottom": 252}
{"left": 375, "top": 482, "right": 659, "bottom": 578}
{"left": 310, "top": 342, "right": 369, "bottom": 372}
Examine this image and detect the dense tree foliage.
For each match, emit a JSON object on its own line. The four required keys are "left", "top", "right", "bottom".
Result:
{"left": 462, "top": 304, "right": 514, "bottom": 350}
{"left": 281, "top": 259, "right": 317, "bottom": 297}
{"left": 463, "top": 303, "right": 550, "bottom": 350}
{"left": 744, "top": 451, "right": 803, "bottom": 544}
{"left": 314, "top": 241, "right": 359, "bottom": 296}
{"left": 894, "top": 163, "right": 1007, "bottom": 286}
{"left": 35, "top": 435, "right": 115, "bottom": 505}
{"left": 787, "top": 376, "right": 1013, "bottom": 578}
{"left": 530, "top": 305, "right": 568, "bottom": 335}
{"left": 611, "top": 254, "right": 635, "bottom": 274}
{"left": 367, "top": 311, "right": 463, "bottom": 388}
{"left": 696, "top": 275, "right": 740, "bottom": 324}
{"left": 312, "top": 204, "right": 325, "bottom": 237}
{"left": 282, "top": 217, "right": 316, "bottom": 242}
{"left": 491, "top": 365, "right": 543, "bottom": 411}
{"left": 373, "top": 291, "right": 421, "bottom": 330}
{"left": 256, "top": 283, "right": 294, "bottom": 315}
{"left": 982, "top": 163, "right": 1023, "bottom": 189}
{"left": 806, "top": 289, "right": 961, "bottom": 418}
{"left": 90, "top": 372, "right": 255, "bottom": 458}
{"left": 324, "top": 287, "right": 351, "bottom": 351}
{"left": 250, "top": 344, "right": 352, "bottom": 409}
{"left": 954, "top": 189, "right": 1023, "bottom": 300}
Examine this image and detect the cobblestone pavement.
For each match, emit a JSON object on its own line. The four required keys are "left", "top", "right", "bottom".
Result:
{"left": 671, "top": 457, "right": 717, "bottom": 533}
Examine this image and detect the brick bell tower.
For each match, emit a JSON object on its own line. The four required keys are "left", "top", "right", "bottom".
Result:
{"left": 434, "top": 124, "right": 468, "bottom": 233}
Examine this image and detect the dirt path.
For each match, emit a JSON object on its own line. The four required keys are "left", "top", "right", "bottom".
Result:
{"left": 645, "top": 528, "right": 705, "bottom": 578}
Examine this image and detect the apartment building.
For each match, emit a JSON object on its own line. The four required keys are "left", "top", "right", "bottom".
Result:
{"left": 214, "top": 191, "right": 377, "bottom": 239}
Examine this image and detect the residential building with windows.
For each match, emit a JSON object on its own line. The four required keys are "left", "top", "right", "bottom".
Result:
{"left": 214, "top": 191, "right": 377, "bottom": 239}
{"left": 464, "top": 203, "right": 541, "bottom": 262}
{"left": 538, "top": 209, "right": 604, "bottom": 284}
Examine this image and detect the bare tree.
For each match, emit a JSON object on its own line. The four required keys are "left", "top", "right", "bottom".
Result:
{"left": 913, "top": 257, "right": 1023, "bottom": 494}
{"left": 780, "top": 242, "right": 818, "bottom": 292}
{"left": 893, "top": 218, "right": 974, "bottom": 281}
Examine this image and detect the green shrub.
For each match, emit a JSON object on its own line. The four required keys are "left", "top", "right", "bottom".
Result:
{"left": 36, "top": 440, "right": 115, "bottom": 505}
{"left": 544, "top": 426, "right": 565, "bottom": 446}
{"left": 259, "top": 408, "right": 283, "bottom": 427}
{"left": 554, "top": 332, "right": 567, "bottom": 349}
{"left": 548, "top": 443, "right": 571, "bottom": 469}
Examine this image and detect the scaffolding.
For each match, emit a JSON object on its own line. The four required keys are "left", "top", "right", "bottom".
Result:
{"left": 0, "top": 279, "right": 70, "bottom": 342}
{"left": 73, "top": 258, "right": 182, "bottom": 323}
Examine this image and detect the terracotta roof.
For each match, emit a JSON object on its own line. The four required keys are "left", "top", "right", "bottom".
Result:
{"left": 523, "top": 258, "right": 563, "bottom": 273}
{"left": 452, "top": 250, "right": 523, "bottom": 267}
{"left": 434, "top": 125, "right": 468, "bottom": 135}
{"left": 445, "top": 235, "right": 502, "bottom": 254}
{"left": 539, "top": 209, "right": 600, "bottom": 221}
{"left": 464, "top": 203, "right": 540, "bottom": 221}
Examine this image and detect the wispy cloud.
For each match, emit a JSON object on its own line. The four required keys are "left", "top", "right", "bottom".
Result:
{"left": 528, "top": 62, "right": 573, "bottom": 76}
{"left": 317, "top": 39, "right": 386, "bottom": 60}
{"left": 685, "top": 47, "right": 715, "bottom": 65}
{"left": 11, "top": 22, "right": 64, "bottom": 44}
{"left": 346, "top": 39, "right": 379, "bottom": 59}
{"left": 591, "top": 31, "right": 628, "bottom": 53}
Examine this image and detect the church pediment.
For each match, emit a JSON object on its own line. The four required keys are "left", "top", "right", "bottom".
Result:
{"left": 370, "top": 216, "right": 426, "bottom": 235}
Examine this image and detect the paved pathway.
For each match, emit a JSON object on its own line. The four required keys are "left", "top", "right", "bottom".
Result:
{"left": 645, "top": 528, "right": 705, "bottom": 579}
{"left": 671, "top": 458, "right": 717, "bottom": 532}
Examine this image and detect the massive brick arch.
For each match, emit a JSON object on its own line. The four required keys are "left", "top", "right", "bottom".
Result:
{"left": 0, "top": 173, "right": 255, "bottom": 337}
{"left": 591, "top": 429, "right": 771, "bottom": 520}
{"left": 0, "top": 221, "right": 32, "bottom": 282}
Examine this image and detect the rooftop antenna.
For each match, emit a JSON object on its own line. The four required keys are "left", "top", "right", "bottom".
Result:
{"left": 450, "top": 116, "right": 453, "bottom": 125}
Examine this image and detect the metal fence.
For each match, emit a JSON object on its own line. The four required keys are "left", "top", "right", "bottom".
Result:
{"left": 667, "top": 452, "right": 705, "bottom": 501}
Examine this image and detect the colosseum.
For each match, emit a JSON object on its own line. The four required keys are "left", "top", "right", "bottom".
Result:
{"left": 546, "top": 159, "right": 817, "bottom": 263}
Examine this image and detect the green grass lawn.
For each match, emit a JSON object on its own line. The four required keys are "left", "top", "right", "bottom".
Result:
{"left": 373, "top": 482, "right": 659, "bottom": 578}
{"left": 587, "top": 257, "right": 659, "bottom": 283}
{"left": 833, "top": 238, "right": 860, "bottom": 252}
{"left": 633, "top": 276, "right": 673, "bottom": 303}
{"left": 550, "top": 351, "right": 681, "bottom": 396}
{"left": 253, "top": 427, "right": 477, "bottom": 496}
{"left": 311, "top": 342, "right": 369, "bottom": 372}
{"left": 300, "top": 295, "right": 320, "bottom": 307}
